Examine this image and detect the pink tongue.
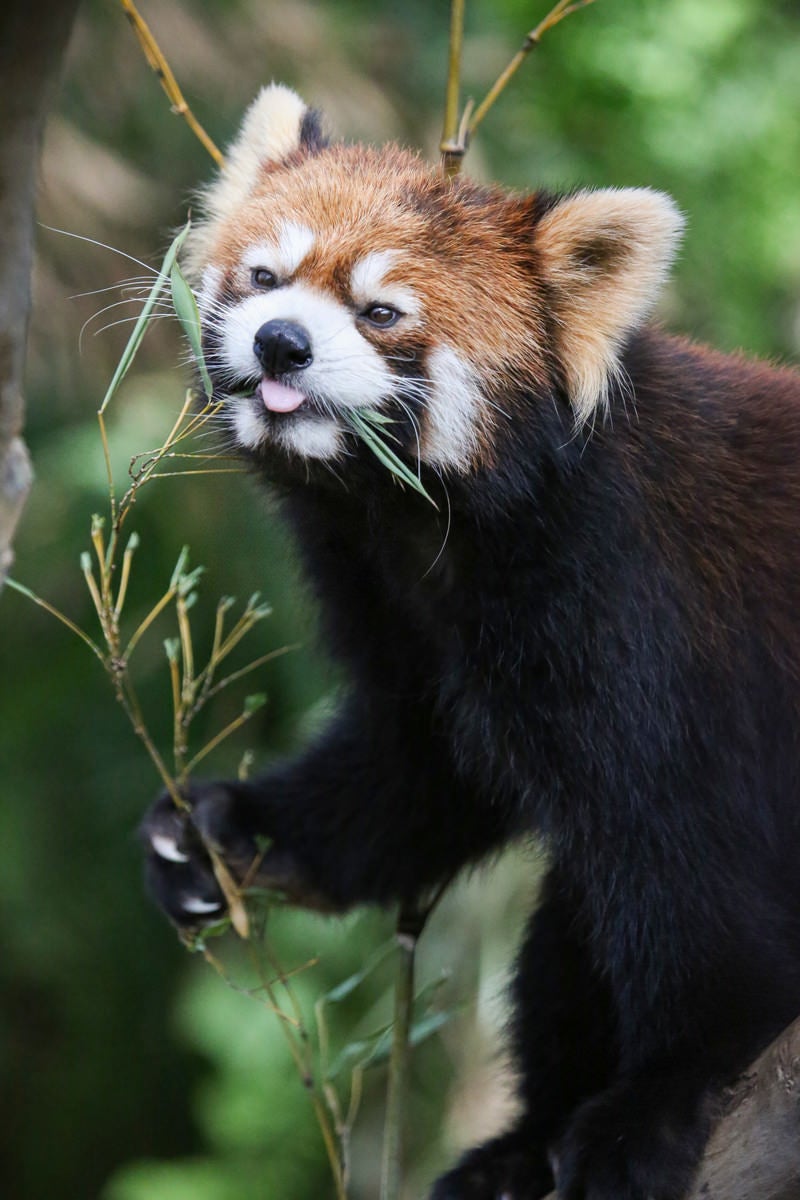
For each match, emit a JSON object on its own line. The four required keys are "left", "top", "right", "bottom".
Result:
{"left": 259, "top": 378, "right": 306, "bottom": 413}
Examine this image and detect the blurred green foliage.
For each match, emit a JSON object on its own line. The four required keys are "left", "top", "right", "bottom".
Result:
{"left": 2, "top": 1, "right": 799, "bottom": 1197}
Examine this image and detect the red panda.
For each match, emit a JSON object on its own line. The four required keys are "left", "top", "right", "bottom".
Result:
{"left": 142, "top": 85, "right": 800, "bottom": 1200}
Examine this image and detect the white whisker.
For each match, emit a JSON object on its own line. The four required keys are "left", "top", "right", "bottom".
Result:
{"left": 40, "top": 225, "right": 160, "bottom": 274}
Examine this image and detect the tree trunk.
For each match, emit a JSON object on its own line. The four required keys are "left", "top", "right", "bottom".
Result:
{"left": 542, "top": 1013, "right": 800, "bottom": 1200}
{"left": 0, "top": 0, "right": 81, "bottom": 590}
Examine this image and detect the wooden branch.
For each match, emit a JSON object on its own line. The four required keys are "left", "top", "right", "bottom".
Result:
{"left": 542, "top": 1013, "right": 800, "bottom": 1200}
{"left": 0, "top": 0, "right": 80, "bottom": 591}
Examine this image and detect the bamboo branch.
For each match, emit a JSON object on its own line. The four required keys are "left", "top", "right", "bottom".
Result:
{"left": 381, "top": 882, "right": 452, "bottom": 1200}
{"left": 441, "top": 0, "right": 599, "bottom": 176}
{"left": 380, "top": 917, "right": 420, "bottom": 1200}
{"left": 118, "top": 0, "right": 224, "bottom": 166}
{"left": 469, "top": 0, "right": 597, "bottom": 141}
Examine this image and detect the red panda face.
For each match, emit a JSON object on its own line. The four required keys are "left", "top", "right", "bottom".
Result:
{"left": 188, "top": 85, "right": 684, "bottom": 477}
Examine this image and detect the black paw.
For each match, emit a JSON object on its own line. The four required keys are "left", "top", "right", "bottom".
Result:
{"left": 140, "top": 784, "right": 275, "bottom": 930}
{"left": 554, "top": 1078, "right": 709, "bottom": 1200}
{"left": 140, "top": 783, "right": 333, "bottom": 929}
{"left": 430, "top": 1130, "right": 553, "bottom": 1200}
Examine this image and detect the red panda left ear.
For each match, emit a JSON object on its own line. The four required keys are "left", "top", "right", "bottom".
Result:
{"left": 534, "top": 188, "right": 684, "bottom": 423}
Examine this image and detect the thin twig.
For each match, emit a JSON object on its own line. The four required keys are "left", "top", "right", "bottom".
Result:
{"left": 118, "top": 0, "right": 224, "bottom": 166}
{"left": 442, "top": 0, "right": 599, "bottom": 176}
{"left": 380, "top": 919, "right": 419, "bottom": 1200}
{"left": 247, "top": 941, "right": 348, "bottom": 1200}
{"left": 470, "top": 0, "right": 597, "bottom": 139}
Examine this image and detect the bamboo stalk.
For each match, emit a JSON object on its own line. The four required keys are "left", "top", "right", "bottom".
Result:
{"left": 380, "top": 918, "right": 420, "bottom": 1200}
{"left": 441, "top": 0, "right": 467, "bottom": 177}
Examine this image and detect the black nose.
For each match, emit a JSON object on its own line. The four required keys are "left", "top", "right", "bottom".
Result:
{"left": 253, "top": 320, "right": 313, "bottom": 375}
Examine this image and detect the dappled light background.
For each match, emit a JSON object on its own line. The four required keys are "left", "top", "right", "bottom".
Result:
{"left": 2, "top": 1, "right": 800, "bottom": 1197}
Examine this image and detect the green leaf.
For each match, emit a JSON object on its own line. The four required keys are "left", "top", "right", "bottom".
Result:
{"left": 169, "top": 545, "right": 191, "bottom": 589}
{"left": 343, "top": 408, "right": 437, "bottom": 508}
{"left": 243, "top": 693, "right": 267, "bottom": 715}
{"left": 170, "top": 259, "right": 214, "bottom": 400}
{"left": 325, "top": 1024, "right": 394, "bottom": 1080}
{"left": 182, "top": 914, "right": 232, "bottom": 951}
{"left": 99, "top": 218, "right": 193, "bottom": 414}
{"left": 164, "top": 638, "right": 180, "bottom": 662}
{"left": 320, "top": 940, "right": 395, "bottom": 1006}
{"left": 324, "top": 977, "right": 460, "bottom": 1081}
{"left": 355, "top": 409, "right": 395, "bottom": 427}
{"left": 407, "top": 1008, "right": 457, "bottom": 1048}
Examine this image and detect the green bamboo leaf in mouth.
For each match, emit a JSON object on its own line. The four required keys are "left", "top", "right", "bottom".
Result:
{"left": 342, "top": 407, "right": 438, "bottom": 508}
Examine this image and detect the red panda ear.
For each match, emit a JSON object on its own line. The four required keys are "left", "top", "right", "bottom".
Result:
{"left": 184, "top": 84, "right": 327, "bottom": 280}
{"left": 202, "top": 84, "right": 321, "bottom": 224}
{"left": 534, "top": 188, "right": 684, "bottom": 423}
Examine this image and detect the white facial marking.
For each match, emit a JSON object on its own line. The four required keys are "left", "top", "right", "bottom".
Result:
{"left": 423, "top": 345, "right": 484, "bottom": 471}
{"left": 350, "top": 250, "right": 396, "bottom": 300}
{"left": 182, "top": 896, "right": 223, "bottom": 915}
{"left": 350, "top": 250, "right": 420, "bottom": 319}
{"left": 274, "top": 417, "right": 343, "bottom": 460}
{"left": 278, "top": 221, "right": 316, "bottom": 275}
{"left": 228, "top": 395, "right": 343, "bottom": 461}
{"left": 231, "top": 399, "right": 270, "bottom": 451}
{"left": 222, "top": 282, "right": 394, "bottom": 409}
{"left": 151, "top": 834, "right": 189, "bottom": 863}
{"left": 197, "top": 266, "right": 222, "bottom": 317}
{"left": 243, "top": 221, "right": 315, "bottom": 281}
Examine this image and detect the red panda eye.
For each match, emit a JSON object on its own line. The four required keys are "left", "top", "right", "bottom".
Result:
{"left": 362, "top": 304, "right": 401, "bottom": 328}
{"left": 251, "top": 268, "right": 278, "bottom": 290}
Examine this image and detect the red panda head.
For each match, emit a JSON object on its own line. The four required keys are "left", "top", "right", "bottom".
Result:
{"left": 189, "top": 85, "right": 683, "bottom": 475}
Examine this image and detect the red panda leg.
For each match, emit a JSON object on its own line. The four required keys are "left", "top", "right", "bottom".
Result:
{"left": 552, "top": 1065, "right": 712, "bottom": 1200}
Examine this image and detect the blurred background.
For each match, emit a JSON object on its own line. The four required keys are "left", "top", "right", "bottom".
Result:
{"left": 2, "top": 1, "right": 800, "bottom": 1197}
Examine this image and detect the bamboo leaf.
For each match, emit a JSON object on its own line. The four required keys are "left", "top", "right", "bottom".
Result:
{"left": 170, "top": 259, "right": 214, "bottom": 399}
{"left": 325, "top": 985, "right": 458, "bottom": 1080}
{"left": 99, "top": 218, "right": 192, "bottom": 414}
{"left": 163, "top": 637, "right": 180, "bottom": 662}
{"left": 321, "top": 940, "right": 395, "bottom": 1006}
{"left": 5, "top": 577, "right": 105, "bottom": 662}
{"left": 343, "top": 409, "right": 437, "bottom": 508}
{"left": 326, "top": 1024, "right": 394, "bottom": 1081}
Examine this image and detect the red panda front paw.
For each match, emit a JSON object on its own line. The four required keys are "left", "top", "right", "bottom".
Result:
{"left": 429, "top": 1129, "right": 553, "bottom": 1200}
{"left": 140, "top": 784, "right": 333, "bottom": 929}
{"left": 553, "top": 1079, "right": 709, "bottom": 1200}
{"left": 140, "top": 786, "right": 248, "bottom": 929}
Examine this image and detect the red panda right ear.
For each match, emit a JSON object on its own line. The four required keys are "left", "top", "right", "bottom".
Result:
{"left": 203, "top": 84, "right": 322, "bottom": 224}
{"left": 184, "top": 84, "right": 326, "bottom": 280}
